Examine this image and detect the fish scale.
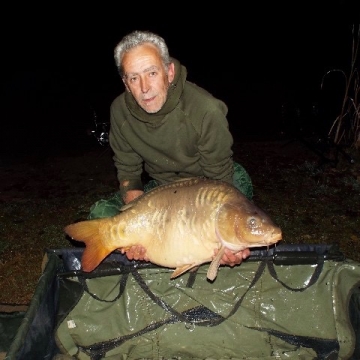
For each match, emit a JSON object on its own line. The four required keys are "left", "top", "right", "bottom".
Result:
{"left": 64, "top": 178, "right": 282, "bottom": 281}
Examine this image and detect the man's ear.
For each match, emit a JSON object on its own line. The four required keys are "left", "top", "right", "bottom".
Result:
{"left": 167, "top": 62, "right": 175, "bottom": 83}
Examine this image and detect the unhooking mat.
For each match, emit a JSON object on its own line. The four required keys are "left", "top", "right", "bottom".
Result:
{"left": 4, "top": 244, "right": 360, "bottom": 359}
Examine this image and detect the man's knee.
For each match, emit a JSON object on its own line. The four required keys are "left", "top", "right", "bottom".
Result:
{"left": 233, "top": 162, "right": 253, "bottom": 200}
{"left": 88, "top": 194, "right": 124, "bottom": 219}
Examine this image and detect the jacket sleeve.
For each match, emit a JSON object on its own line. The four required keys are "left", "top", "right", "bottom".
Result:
{"left": 197, "top": 100, "right": 234, "bottom": 184}
{"left": 109, "top": 101, "right": 144, "bottom": 199}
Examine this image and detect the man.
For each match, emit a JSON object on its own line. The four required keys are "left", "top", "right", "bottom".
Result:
{"left": 89, "top": 30, "right": 252, "bottom": 266}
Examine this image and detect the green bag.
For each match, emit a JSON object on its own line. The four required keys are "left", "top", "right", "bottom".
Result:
{"left": 53, "top": 245, "right": 360, "bottom": 360}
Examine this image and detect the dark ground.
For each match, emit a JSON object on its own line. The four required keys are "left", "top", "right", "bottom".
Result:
{"left": 0, "top": 129, "right": 359, "bottom": 305}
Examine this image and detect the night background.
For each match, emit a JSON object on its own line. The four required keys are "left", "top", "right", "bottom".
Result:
{"left": 1, "top": 3, "right": 359, "bottom": 158}
{"left": 1, "top": 1, "right": 360, "bottom": 336}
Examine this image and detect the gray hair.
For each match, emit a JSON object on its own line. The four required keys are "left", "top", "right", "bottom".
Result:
{"left": 114, "top": 30, "right": 171, "bottom": 78}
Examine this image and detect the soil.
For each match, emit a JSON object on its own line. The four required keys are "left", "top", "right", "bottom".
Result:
{"left": 0, "top": 135, "right": 359, "bottom": 305}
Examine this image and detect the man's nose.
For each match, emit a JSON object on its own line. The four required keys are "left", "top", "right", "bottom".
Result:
{"left": 140, "top": 77, "right": 149, "bottom": 93}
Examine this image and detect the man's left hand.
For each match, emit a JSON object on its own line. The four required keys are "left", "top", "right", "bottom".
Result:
{"left": 218, "top": 248, "right": 251, "bottom": 267}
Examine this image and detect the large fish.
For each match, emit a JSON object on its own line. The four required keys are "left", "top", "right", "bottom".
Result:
{"left": 64, "top": 178, "right": 282, "bottom": 281}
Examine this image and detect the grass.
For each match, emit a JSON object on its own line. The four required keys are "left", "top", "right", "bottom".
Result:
{"left": 0, "top": 136, "right": 359, "bottom": 305}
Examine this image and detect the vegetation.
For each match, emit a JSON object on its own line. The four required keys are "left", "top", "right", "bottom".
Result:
{"left": 322, "top": 24, "right": 360, "bottom": 149}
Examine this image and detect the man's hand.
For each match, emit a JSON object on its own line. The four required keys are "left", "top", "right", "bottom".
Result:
{"left": 124, "top": 190, "right": 144, "bottom": 204}
{"left": 121, "top": 245, "right": 149, "bottom": 261}
{"left": 217, "top": 248, "right": 251, "bottom": 267}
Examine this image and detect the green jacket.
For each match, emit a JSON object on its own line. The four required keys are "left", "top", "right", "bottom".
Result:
{"left": 109, "top": 58, "right": 234, "bottom": 199}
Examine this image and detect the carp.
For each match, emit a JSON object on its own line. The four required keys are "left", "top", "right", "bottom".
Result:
{"left": 64, "top": 178, "right": 282, "bottom": 281}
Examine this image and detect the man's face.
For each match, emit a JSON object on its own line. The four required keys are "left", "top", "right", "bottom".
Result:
{"left": 122, "top": 43, "right": 175, "bottom": 113}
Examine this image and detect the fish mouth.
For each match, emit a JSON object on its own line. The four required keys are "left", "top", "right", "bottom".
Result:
{"left": 217, "top": 226, "right": 282, "bottom": 250}
{"left": 271, "top": 230, "right": 283, "bottom": 242}
{"left": 263, "top": 235, "right": 282, "bottom": 246}
{"left": 248, "top": 232, "right": 282, "bottom": 248}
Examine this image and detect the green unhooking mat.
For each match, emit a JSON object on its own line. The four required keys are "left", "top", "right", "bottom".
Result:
{"left": 0, "top": 308, "right": 27, "bottom": 355}
{"left": 3, "top": 244, "right": 360, "bottom": 359}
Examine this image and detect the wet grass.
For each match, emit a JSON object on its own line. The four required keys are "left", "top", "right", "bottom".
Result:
{"left": 234, "top": 138, "right": 360, "bottom": 259}
{"left": 0, "top": 137, "right": 359, "bottom": 304}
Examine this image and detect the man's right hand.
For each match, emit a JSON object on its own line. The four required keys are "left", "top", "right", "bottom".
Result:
{"left": 124, "top": 190, "right": 144, "bottom": 204}
{"left": 121, "top": 245, "right": 149, "bottom": 261}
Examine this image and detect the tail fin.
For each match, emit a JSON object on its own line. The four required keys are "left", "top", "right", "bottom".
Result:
{"left": 64, "top": 219, "right": 114, "bottom": 272}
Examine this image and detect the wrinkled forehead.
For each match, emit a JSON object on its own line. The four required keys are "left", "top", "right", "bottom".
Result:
{"left": 122, "top": 43, "right": 163, "bottom": 76}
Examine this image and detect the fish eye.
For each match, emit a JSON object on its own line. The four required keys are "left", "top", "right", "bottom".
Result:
{"left": 248, "top": 217, "right": 258, "bottom": 228}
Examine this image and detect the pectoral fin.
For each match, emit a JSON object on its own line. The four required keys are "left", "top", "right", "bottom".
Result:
{"left": 171, "top": 264, "right": 201, "bottom": 279}
{"left": 207, "top": 245, "right": 226, "bottom": 281}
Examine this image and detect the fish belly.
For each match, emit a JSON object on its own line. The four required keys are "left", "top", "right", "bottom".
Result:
{"left": 117, "top": 199, "right": 220, "bottom": 268}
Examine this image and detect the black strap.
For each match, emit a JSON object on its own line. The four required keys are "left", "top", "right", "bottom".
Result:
{"left": 266, "top": 258, "right": 324, "bottom": 291}
{"left": 78, "top": 271, "right": 129, "bottom": 302}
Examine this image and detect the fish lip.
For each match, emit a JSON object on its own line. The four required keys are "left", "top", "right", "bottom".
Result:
{"left": 256, "top": 235, "right": 282, "bottom": 247}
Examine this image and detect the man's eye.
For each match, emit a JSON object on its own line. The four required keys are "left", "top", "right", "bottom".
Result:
{"left": 129, "top": 77, "right": 138, "bottom": 82}
{"left": 149, "top": 71, "right": 157, "bottom": 77}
